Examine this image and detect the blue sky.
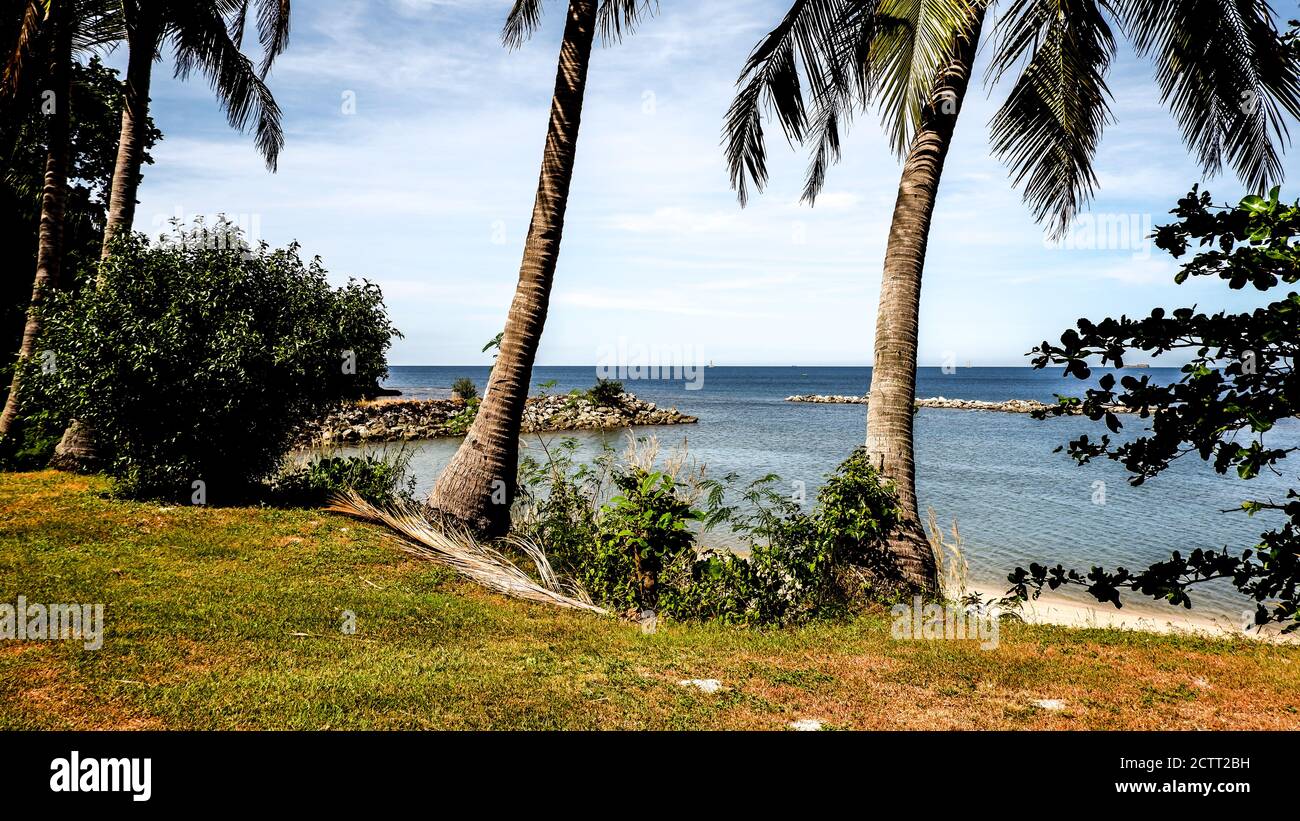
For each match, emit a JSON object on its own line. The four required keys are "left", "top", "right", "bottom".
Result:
{"left": 109, "top": 0, "right": 1299, "bottom": 366}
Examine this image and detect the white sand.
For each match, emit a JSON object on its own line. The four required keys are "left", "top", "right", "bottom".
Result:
{"left": 965, "top": 584, "right": 1294, "bottom": 643}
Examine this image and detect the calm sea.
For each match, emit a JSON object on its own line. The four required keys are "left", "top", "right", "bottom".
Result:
{"left": 348, "top": 365, "right": 1299, "bottom": 622}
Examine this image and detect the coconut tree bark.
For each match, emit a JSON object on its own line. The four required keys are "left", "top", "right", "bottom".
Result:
{"left": 0, "top": 6, "right": 73, "bottom": 441}
{"left": 865, "top": 7, "right": 987, "bottom": 594}
{"left": 52, "top": 4, "right": 159, "bottom": 469}
{"left": 99, "top": 4, "right": 159, "bottom": 262}
{"left": 427, "top": 0, "right": 598, "bottom": 536}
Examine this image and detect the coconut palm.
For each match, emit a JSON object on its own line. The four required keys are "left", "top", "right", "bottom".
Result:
{"left": 99, "top": 0, "right": 290, "bottom": 259}
{"left": 726, "top": 0, "right": 1300, "bottom": 593}
{"left": 50, "top": 0, "right": 290, "bottom": 467}
{"left": 427, "top": 0, "right": 657, "bottom": 537}
{"left": 0, "top": 0, "right": 124, "bottom": 440}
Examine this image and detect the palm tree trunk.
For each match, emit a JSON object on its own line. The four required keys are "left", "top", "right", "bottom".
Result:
{"left": 52, "top": 7, "right": 159, "bottom": 470}
{"left": 99, "top": 7, "right": 158, "bottom": 262}
{"left": 0, "top": 8, "right": 73, "bottom": 441}
{"left": 865, "top": 8, "right": 987, "bottom": 594}
{"left": 426, "top": 0, "right": 598, "bottom": 536}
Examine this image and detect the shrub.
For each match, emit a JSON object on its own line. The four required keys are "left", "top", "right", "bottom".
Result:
{"left": 35, "top": 224, "right": 399, "bottom": 501}
{"left": 600, "top": 467, "right": 699, "bottom": 611}
{"left": 586, "top": 378, "right": 625, "bottom": 407}
{"left": 517, "top": 440, "right": 902, "bottom": 625}
{"left": 271, "top": 450, "right": 416, "bottom": 507}
{"left": 808, "top": 447, "right": 902, "bottom": 571}
{"left": 515, "top": 440, "right": 629, "bottom": 609}
{"left": 451, "top": 377, "right": 477, "bottom": 402}
{"left": 663, "top": 448, "right": 903, "bottom": 625}
{"left": 0, "top": 379, "right": 66, "bottom": 470}
{"left": 443, "top": 398, "right": 479, "bottom": 436}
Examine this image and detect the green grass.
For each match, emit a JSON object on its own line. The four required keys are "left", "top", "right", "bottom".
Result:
{"left": 1, "top": 471, "right": 1297, "bottom": 730}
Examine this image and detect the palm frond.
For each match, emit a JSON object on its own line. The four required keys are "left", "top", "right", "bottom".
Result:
{"left": 799, "top": 0, "right": 896, "bottom": 201}
{"left": 72, "top": 0, "right": 126, "bottom": 52}
{"left": 596, "top": 0, "right": 657, "bottom": 45}
{"left": 987, "top": 0, "right": 1116, "bottom": 237}
{"left": 869, "top": 0, "right": 980, "bottom": 155}
{"left": 227, "top": 0, "right": 247, "bottom": 47}
{"left": 219, "top": 0, "right": 289, "bottom": 77}
{"left": 168, "top": 0, "right": 283, "bottom": 170}
{"left": 2, "top": 0, "right": 48, "bottom": 98}
{"left": 502, "top": 0, "right": 544, "bottom": 50}
{"left": 722, "top": 0, "right": 851, "bottom": 205}
{"left": 253, "top": 0, "right": 289, "bottom": 77}
{"left": 327, "top": 492, "right": 609, "bottom": 616}
{"left": 1118, "top": 0, "right": 1300, "bottom": 191}
{"left": 800, "top": 85, "right": 848, "bottom": 203}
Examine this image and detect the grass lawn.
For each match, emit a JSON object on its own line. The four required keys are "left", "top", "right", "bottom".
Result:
{"left": 1, "top": 470, "right": 1296, "bottom": 730}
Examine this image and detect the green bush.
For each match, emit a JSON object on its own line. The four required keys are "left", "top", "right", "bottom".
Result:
{"left": 443, "top": 398, "right": 479, "bottom": 436}
{"left": 516, "top": 440, "right": 630, "bottom": 609}
{"left": 35, "top": 224, "right": 399, "bottom": 501}
{"left": 517, "top": 442, "right": 902, "bottom": 625}
{"left": 586, "top": 378, "right": 625, "bottom": 407}
{"left": 271, "top": 451, "right": 415, "bottom": 507}
{"left": 600, "top": 467, "right": 699, "bottom": 611}
{"left": 451, "top": 377, "right": 478, "bottom": 401}
{"left": 662, "top": 449, "right": 903, "bottom": 625}
{"left": 0, "top": 381, "right": 66, "bottom": 470}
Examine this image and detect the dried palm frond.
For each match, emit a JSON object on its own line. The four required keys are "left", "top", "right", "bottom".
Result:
{"left": 327, "top": 491, "right": 608, "bottom": 616}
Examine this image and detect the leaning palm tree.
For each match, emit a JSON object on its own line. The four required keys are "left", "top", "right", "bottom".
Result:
{"left": 726, "top": 0, "right": 1300, "bottom": 593}
{"left": 0, "top": 0, "right": 123, "bottom": 441}
{"left": 427, "top": 0, "right": 657, "bottom": 537}
{"left": 51, "top": 0, "right": 290, "bottom": 467}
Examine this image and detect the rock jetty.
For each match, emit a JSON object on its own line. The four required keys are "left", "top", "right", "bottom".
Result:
{"left": 297, "top": 393, "right": 697, "bottom": 447}
{"left": 785, "top": 395, "right": 1142, "bottom": 414}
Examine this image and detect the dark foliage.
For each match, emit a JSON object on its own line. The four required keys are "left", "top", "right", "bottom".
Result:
{"left": 32, "top": 225, "right": 399, "bottom": 501}
{"left": 1015, "top": 186, "right": 1300, "bottom": 631}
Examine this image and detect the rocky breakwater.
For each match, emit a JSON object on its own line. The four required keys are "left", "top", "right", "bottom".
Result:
{"left": 297, "top": 393, "right": 698, "bottom": 447}
{"left": 785, "top": 394, "right": 1142, "bottom": 414}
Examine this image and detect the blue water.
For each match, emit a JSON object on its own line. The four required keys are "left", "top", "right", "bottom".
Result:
{"left": 356, "top": 365, "right": 1299, "bottom": 622}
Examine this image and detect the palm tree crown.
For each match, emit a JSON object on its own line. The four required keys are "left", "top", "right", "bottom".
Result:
{"left": 136, "top": 0, "right": 291, "bottom": 171}
{"left": 726, "top": 0, "right": 1300, "bottom": 235}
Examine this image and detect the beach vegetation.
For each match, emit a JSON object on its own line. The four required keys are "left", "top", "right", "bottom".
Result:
{"left": 1018, "top": 187, "right": 1300, "bottom": 632}
{"left": 28, "top": 227, "right": 398, "bottom": 501}
{"left": 451, "top": 377, "right": 478, "bottom": 402}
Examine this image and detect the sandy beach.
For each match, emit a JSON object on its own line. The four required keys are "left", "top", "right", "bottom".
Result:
{"left": 967, "top": 584, "right": 1295, "bottom": 643}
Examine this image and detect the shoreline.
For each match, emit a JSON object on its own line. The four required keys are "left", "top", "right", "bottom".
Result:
{"left": 965, "top": 583, "right": 1292, "bottom": 643}
{"left": 786, "top": 395, "right": 1143, "bottom": 414}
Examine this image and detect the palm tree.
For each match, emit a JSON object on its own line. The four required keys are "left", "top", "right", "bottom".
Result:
{"left": 50, "top": 0, "right": 290, "bottom": 468}
{"left": 726, "top": 0, "right": 1300, "bottom": 593}
{"left": 99, "top": 0, "right": 289, "bottom": 259}
{"left": 427, "top": 0, "right": 657, "bottom": 537}
{"left": 0, "top": 0, "right": 122, "bottom": 441}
